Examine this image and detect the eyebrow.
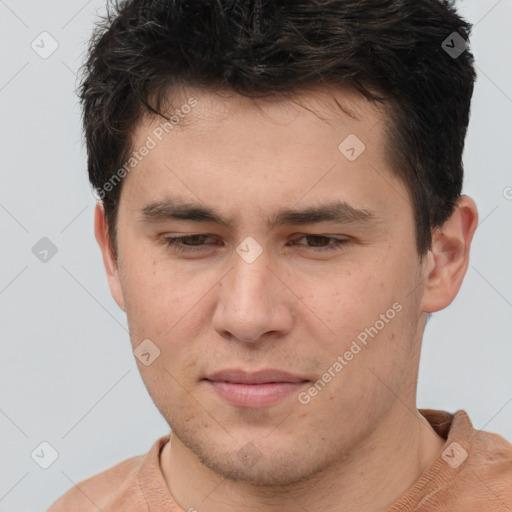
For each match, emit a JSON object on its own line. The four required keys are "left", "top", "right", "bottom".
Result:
{"left": 139, "top": 196, "right": 378, "bottom": 231}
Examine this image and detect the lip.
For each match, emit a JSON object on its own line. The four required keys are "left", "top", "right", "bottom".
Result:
{"left": 205, "top": 369, "right": 307, "bottom": 384}
{"left": 203, "top": 369, "right": 309, "bottom": 408}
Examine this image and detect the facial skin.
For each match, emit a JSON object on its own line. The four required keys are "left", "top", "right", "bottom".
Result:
{"left": 95, "top": 86, "right": 478, "bottom": 511}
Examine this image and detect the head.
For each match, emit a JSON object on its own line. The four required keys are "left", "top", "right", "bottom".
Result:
{"left": 84, "top": 0, "right": 478, "bottom": 486}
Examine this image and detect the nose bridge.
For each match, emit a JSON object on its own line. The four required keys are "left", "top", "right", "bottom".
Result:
{"left": 229, "top": 238, "right": 274, "bottom": 310}
{"left": 212, "top": 237, "right": 293, "bottom": 342}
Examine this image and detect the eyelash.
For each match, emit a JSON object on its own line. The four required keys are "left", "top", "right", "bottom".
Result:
{"left": 161, "top": 234, "right": 349, "bottom": 253}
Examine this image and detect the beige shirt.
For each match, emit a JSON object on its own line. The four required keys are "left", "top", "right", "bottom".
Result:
{"left": 47, "top": 409, "right": 512, "bottom": 511}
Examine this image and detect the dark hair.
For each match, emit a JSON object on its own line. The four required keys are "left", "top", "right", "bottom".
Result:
{"left": 79, "top": 0, "right": 476, "bottom": 259}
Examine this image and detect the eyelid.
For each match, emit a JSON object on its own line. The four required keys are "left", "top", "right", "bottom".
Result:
{"left": 160, "top": 233, "right": 351, "bottom": 254}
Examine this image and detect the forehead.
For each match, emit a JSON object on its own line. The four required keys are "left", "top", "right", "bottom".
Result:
{"left": 121, "top": 85, "right": 410, "bottom": 226}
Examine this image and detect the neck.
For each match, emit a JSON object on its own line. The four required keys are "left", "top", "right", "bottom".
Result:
{"left": 161, "top": 404, "right": 446, "bottom": 512}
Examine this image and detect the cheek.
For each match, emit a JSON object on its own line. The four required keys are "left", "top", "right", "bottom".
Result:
{"left": 120, "top": 253, "right": 192, "bottom": 337}
{"left": 299, "top": 265, "right": 399, "bottom": 344}
{"left": 298, "top": 257, "right": 419, "bottom": 395}
{"left": 140, "top": 361, "right": 206, "bottom": 430}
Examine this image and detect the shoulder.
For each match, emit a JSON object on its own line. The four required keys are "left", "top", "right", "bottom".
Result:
{"left": 400, "top": 409, "right": 512, "bottom": 510}
{"left": 468, "top": 423, "right": 512, "bottom": 496}
{"left": 442, "top": 410, "right": 512, "bottom": 507}
{"left": 46, "top": 454, "right": 146, "bottom": 512}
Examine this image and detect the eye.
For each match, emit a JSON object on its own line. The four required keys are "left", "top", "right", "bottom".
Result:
{"left": 161, "top": 234, "right": 216, "bottom": 253}
{"left": 160, "top": 234, "right": 349, "bottom": 254}
{"left": 290, "top": 235, "right": 350, "bottom": 252}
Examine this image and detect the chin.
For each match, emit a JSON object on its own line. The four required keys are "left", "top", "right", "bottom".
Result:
{"left": 172, "top": 426, "right": 330, "bottom": 487}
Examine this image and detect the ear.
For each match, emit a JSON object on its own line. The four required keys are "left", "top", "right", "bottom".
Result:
{"left": 94, "top": 201, "right": 126, "bottom": 312}
{"left": 420, "top": 195, "right": 479, "bottom": 313}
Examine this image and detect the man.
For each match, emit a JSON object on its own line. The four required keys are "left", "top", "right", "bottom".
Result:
{"left": 47, "top": 0, "right": 512, "bottom": 510}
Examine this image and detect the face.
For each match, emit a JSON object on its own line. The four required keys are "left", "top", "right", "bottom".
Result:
{"left": 101, "top": 86, "right": 432, "bottom": 485}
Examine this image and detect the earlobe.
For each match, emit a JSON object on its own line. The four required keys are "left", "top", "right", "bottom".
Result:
{"left": 420, "top": 195, "right": 479, "bottom": 313}
{"left": 94, "top": 201, "right": 126, "bottom": 312}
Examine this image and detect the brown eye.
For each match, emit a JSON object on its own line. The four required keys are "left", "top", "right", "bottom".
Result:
{"left": 292, "top": 235, "right": 349, "bottom": 252}
{"left": 162, "top": 234, "right": 215, "bottom": 252}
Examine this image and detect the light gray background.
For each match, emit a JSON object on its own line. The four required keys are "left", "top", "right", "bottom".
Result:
{"left": 0, "top": 0, "right": 511, "bottom": 510}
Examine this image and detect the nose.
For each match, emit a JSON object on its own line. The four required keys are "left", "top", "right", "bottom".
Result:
{"left": 211, "top": 244, "right": 295, "bottom": 344}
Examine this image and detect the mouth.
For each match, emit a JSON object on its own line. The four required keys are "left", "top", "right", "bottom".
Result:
{"left": 203, "top": 369, "right": 310, "bottom": 408}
